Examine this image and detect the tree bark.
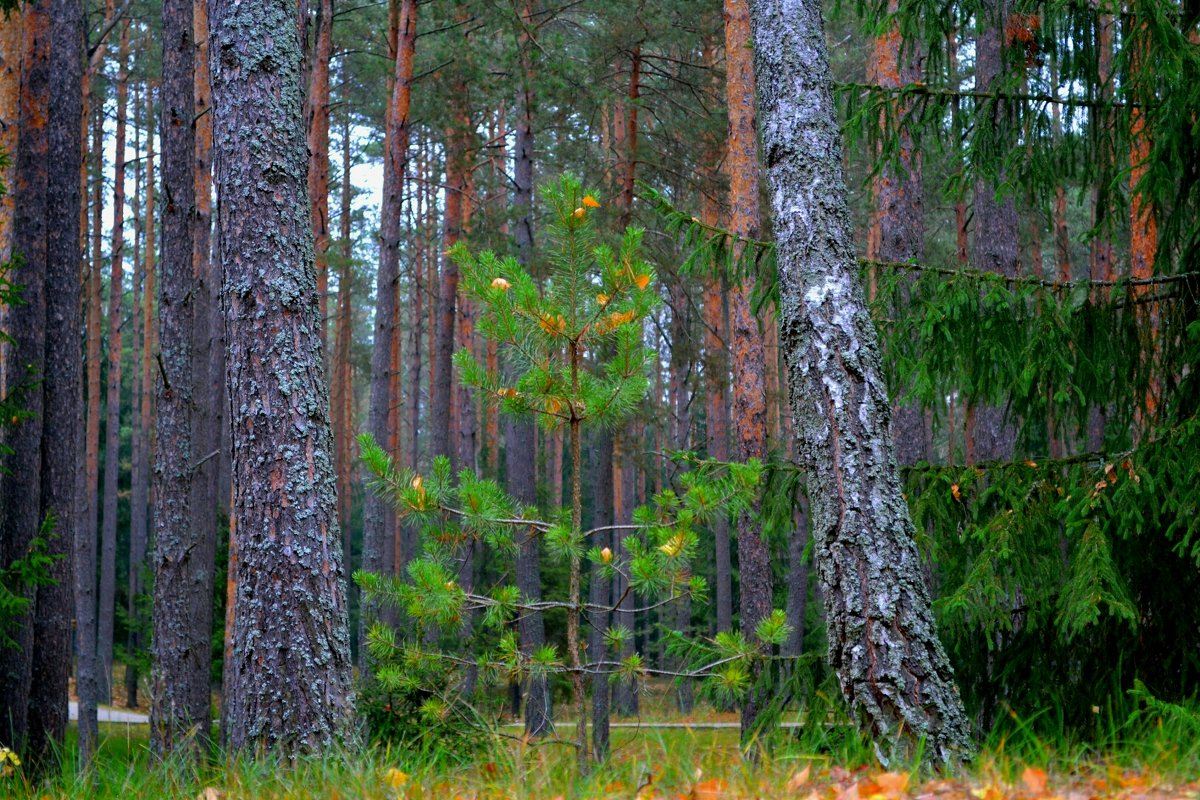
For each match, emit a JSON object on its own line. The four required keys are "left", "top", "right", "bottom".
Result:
{"left": 722, "top": 0, "right": 773, "bottom": 747}
{"left": 211, "top": 0, "right": 354, "bottom": 755}
{"left": 361, "top": 0, "right": 415, "bottom": 673}
{"left": 152, "top": 0, "right": 214, "bottom": 756}
{"left": 126, "top": 86, "right": 145, "bottom": 708}
{"left": 98, "top": 21, "right": 130, "bottom": 705}
{"left": 306, "top": 0, "right": 332, "bottom": 350}
{"left": 866, "top": 0, "right": 927, "bottom": 466}
{"left": 127, "top": 82, "right": 157, "bottom": 715}
{"left": 748, "top": 0, "right": 975, "bottom": 765}
{"left": 0, "top": 0, "right": 48, "bottom": 755}
{"left": 0, "top": 11, "right": 21, "bottom": 270}
{"left": 968, "top": 0, "right": 1020, "bottom": 463}
{"left": 28, "top": 0, "right": 83, "bottom": 766}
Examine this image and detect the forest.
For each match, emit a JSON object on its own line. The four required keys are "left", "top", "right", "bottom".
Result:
{"left": 0, "top": 0, "right": 1199, "bottom": 796}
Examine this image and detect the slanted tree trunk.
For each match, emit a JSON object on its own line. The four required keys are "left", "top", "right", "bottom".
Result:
{"left": 748, "top": 0, "right": 975, "bottom": 766}
{"left": 211, "top": 0, "right": 354, "bottom": 755}
{"left": 0, "top": 0, "right": 48, "bottom": 755}
{"left": 722, "top": 0, "right": 773, "bottom": 747}
{"left": 29, "top": 0, "right": 83, "bottom": 766}
{"left": 152, "top": 0, "right": 214, "bottom": 756}
{"left": 98, "top": 21, "right": 130, "bottom": 705}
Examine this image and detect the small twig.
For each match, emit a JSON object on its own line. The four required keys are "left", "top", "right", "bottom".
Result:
{"left": 156, "top": 352, "right": 171, "bottom": 393}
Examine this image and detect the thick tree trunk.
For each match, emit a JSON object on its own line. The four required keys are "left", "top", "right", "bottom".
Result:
{"left": 333, "top": 109, "right": 354, "bottom": 569}
{"left": 98, "top": 22, "right": 130, "bottom": 705}
{"left": 722, "top": 0, "right": 773, "bottom": 747}
{"left": 152, "top": 0, "right": 214, "bottom": 756}
{"left": 28, "top": 0, "right": 83, "bottom": 766}
{"left": 211, "top": 0, "right": 353, "bottom": 755}
{"left": 748, "top": 0, "right": 975, "bottom": 765}
{"left": 0, "top": 1, "right": 48, "bottom": 754}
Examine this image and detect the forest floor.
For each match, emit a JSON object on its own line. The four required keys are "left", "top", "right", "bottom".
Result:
{"left": 15, "top": 681, "right": 1200, "bottom": 798}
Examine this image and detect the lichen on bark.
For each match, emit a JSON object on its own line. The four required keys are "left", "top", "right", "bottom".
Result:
{"left": 747, "top": 0, "right": 975, "bottom": 766}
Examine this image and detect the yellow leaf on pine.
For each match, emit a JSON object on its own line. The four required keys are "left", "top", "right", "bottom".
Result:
{"left": 582, "top": 195, "right": 601, "bottom": 208}
{"left": 573, "top": 207, "right": 586, "bottom": 219}
{"left": 634, "top": 273, "right": 651, "bottom": 290}
{"left": 490, "top": 277, "right": 511, "bottom": 290}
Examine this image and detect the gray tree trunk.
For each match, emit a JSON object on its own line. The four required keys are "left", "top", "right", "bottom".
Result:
{"left": 0, "top": 0, "right": 48, "bottom": 752}
{"left": 970, "top": 0, "right": 1020, "bottom": 462}
{"left": 748, "top": 0, "right": 975, "bottom": 766}
{"left": 151, "top": 0, "right": 214, "bottom": 756}
{"left": 210, "top": 0, "right": 354, "bottom": 754}
{"left": 29, "top": 0, "right": 83, "bottom": 767}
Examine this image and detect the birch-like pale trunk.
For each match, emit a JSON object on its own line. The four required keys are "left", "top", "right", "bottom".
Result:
{"left": 748, "top": 0, "right": 974, "bottom": 765}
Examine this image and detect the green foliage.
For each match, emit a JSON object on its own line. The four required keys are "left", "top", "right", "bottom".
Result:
{"left": 0, "top": 509, "right": 60, "bottom": 654}
{"left": 356, "top": 177, "right": 773, "bottom": 759}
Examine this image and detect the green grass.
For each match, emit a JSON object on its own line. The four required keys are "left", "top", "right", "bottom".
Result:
{"left": 6, "top": 698, "right": 1200, "bottom": 799}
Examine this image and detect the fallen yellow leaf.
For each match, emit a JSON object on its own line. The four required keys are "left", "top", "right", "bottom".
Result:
{"left": 787, "top": 765, "right": 813, "bottom": 790}
{"left": 384, "top": 767, "right": 409, "bottom": 789}
{"left": 1022, "top": 767, "right": 1049, "bottom": 795}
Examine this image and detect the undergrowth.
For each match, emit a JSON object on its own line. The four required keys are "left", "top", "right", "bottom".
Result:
{"left": 5, "top": 688, "right": 1200, "bottom": 799}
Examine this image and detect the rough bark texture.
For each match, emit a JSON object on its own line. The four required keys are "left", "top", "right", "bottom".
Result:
{"left": 0, "top": 0, "right": 48, "bottom": 753}
{"left": 152, "top": 0, "right": 213, "bottom": 756}
{"left": 362, "top": 0, "right": 415, "bottom": 669}
{"left": 969, "top": 0, "right": 1019, "bottom": 463}
{"left": 28, "top": 0, "right": 83, "bottom": 765}
{"left": 748, "top": 0, "right": 974, "bottom": 765}
{"left": 722, "top": 0, "right": 772, "bottom": 746}
{"left": 0, "top": 11, "right": 21, "bottom": 268}
{"left": 333, "top": 111, "right": 354, "bottom": 566}
{"left": 98, "top": 22, "right": 130, "bottom": 704}
{"left": 211, "top": 0, "right": 354, "bottom": 754}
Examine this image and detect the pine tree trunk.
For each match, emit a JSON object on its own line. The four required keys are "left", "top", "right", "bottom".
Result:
{"left": 362, "top": 0, "right": 416, "bottom": 672}
{"left": 511, "top": 0, "right": 550, "bottom": 737}
{"left": 98, "top": 22, "right": 130, "bottom": 705}
{"left": 152, "top": 0, "right": 214, "bottom": 756}
{"left": 307, "top": 0, "right": 332, "bottom": 350}
{"left": 722, "top": 0, "right": 773, "bottom": 747}
{"left": 748, "top": 0, "right": 974, "bottom": 765}
{"left": 0, "top": 11, "right": 21, "bottom": 271}
{"left": 430, "top": 107, "right": 469, "bottom": 464}
{"left": 969, "top": 0, "right": 1020, "bottom": 462}
{"left": 126, "top": 91, "right": 145, "bottom": 707}
{"left": 0, "top": 0, "right": 48, "bottom": 755}
{"left": 79, "top": 50, "right": 104, "bottom": 755}
{"left": 127, "top": 84, "right": 156, "bottom": 716}
{"left": 211, "top": 0, "right": 353, "bottom": 754}
{"left": 28, "top": 0, "right": 83, "bottom": 765}
{"left": 333, "top": 109, "right": 354, "bottom": 570}
{"left": 867, "top": 0, "right": 927, "bottom": 466}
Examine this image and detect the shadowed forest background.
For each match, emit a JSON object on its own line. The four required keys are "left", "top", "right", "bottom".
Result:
{"left": 0, "top": 0, "right": 1199, "bottom": 793}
